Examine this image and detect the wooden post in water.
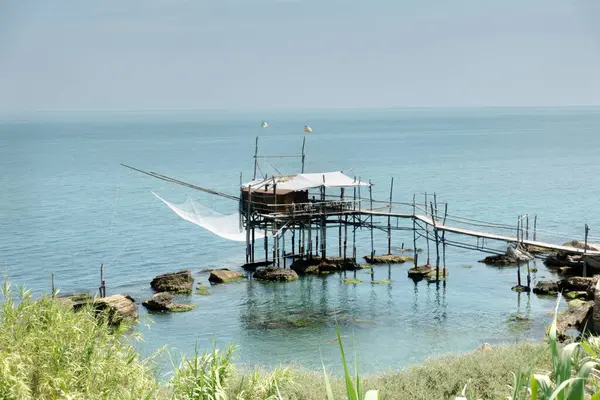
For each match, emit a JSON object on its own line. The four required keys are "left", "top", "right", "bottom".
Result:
{"left": 51, "top": 273, "right": 55, "bottom": 297}
{"left": 264, "top": 223, "right": 268, "bottom": 262}
{"left": 301, "top": 136, "right": 306, "bottom": 173}
{"left": 533, "top": 215, "right": 537, "bottom": 241}
{"left": 412, "top": 194, "right": 417, "bottom": 268}
{"left": 339, "top": 188, "right": 344, "bottom": 258}
{"left": 425, "top": 193, "right": 430, "bottom": 265}
{"left": 251, "top": 225, "right": 255, "bottom": 263}
{"left": 369, "top": 180, "right": 374, "bottom": 261}
{"left": 353, "top": 181, "right": 357, "bottom": 260}
{"left": 100, "top": 264, "right": 105, "bottom": 298}
{"left": 526, "top": 214, "right": 529, "bottom": 241}
{"left": 308, "top": 222, "right": 313, "bottom": 258}
{"left": 388, "top": 177, "right": 394, "bottom": 255}
{"left": 245, "top": 185, "right": 252, "bottom": 264}
{"left": 584, "top": 224, "right": 590, "bottom": 277}
{"left": 432, "top": 202, "right": 440, "bottom": 280}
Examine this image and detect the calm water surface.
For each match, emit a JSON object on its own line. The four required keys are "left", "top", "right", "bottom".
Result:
{"left": 1, "top": 108, "right": 600, "bottom": 373}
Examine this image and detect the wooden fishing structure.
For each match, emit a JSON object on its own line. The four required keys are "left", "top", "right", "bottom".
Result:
{"left": 122, "top": 137, "right": 598, "bottom": 289}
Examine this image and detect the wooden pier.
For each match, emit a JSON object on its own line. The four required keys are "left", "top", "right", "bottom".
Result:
{"left": 123, "top": 136, "right": 598, "bottom": 290}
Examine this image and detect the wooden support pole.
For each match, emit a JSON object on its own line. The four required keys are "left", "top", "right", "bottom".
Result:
{"left": 51, "top": 272, "right": 55, "bottom": 297}
{"left": 251, "top": 225, "right": 255, "bottom": 263}
{"left": 526, "top": 214, "right": 529, "bottom": 241}
{"left": 413, "top": 194, "right": 418, "bottom": 268}
{"left": 291, "top": 228, "right": 295, "bottom": 257}
{"left": 584, "top": 224, "right": 590, "bottom": 277}
{"left": 100, "top": 264, "right": 105, "bottom": 298}
{"left": 245, "top": 185, "right": 252, "bottom": 264}
{"left": 264, "top": 223, "right": 268, "bottom": 262}
{"left": 283, "top": 231, "right": 286, "bottom": 268}
{"left": 432, "top": 202, "right": 440, "bottom": 280}
{"left": 369, "top": 180, "right": 374, "bottom": 260}
{"left": 253, "top": 136, "right": 259, "bottom": 180}
{"left": 321, "top": 184, "right": 327, "bottom": 260}
{"left": 533, "top": 215, "right": 537, "bottom": 241}
{"left": 388, "top": 177, "right": 394, "bottom": 255}
{"left": 301, "top": 136, "right": 306, "bottom": 173}
{"left": 353, "top": 182, "right": 357, "bottom": 260}
{"left": 339, "top": 188, "right": 343, "bottom": 257}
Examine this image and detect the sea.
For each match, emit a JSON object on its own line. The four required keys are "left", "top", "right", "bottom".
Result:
{"left": 1, "top": 107, "right": 600, "bottom": 374}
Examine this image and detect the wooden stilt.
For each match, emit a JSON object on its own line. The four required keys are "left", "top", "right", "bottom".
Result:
{"left": 51, "top": 272, "right": 55, "bottom": 297}
{"left": 412, "top": 194, "right": 417, "bottom": 268}
{"left": 339, "top": 188, "right": 344, "bottom": 258}
{"left": 533, "top": 215, "right": 537, "bottom": 241}
{"left": 369, "top": 180, "right": 374, "bottom": 260}
{"left": 388, "top": 177, "right": 394, "bottom": 255}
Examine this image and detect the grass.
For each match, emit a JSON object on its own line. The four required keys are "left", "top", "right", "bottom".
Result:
{"left": 7, "top": 280, "right": 600, "bottom": 400}
{"left": 0, "top": 281, "right": 158, "bottom": 399}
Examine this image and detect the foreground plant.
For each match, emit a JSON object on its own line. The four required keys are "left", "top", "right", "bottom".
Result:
{"left": 0, "top": 281, "right": 158, "bottom": 400}
{"left": 322, "top": 327, "right": 379, "bottom": 400}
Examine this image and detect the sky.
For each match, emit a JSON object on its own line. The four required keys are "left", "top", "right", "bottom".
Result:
{"left": 1, "top": 0, "right": 600, "bottom": 112}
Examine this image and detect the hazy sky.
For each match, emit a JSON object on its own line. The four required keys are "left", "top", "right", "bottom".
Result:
{"left": 1, "top": 0, "right": 599, "bottom": 112}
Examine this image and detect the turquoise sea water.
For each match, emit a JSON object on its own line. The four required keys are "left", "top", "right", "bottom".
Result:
{"left": 1, "top": 107, "right": 600, "bottom": 374}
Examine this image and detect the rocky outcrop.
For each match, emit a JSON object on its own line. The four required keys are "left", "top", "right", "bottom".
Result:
{"left": 208, "top": 269, "right": 244, "bottom": 283}
{"left": 253, "top": 267, "right": 299, "bottom": 282}
{"left": 55, "top": 293, "right": 92, "bottom": 309}
{"left": 407, "top": 265, "right": 432, "bottom": 279}
{"left": 562, "top": 241, "right": 600, "bottom": 252}
{"left": 556, "top": 300, "right": 593, "bottom": 341}
{"left": 142, "top": 292, "right": 197, "bottom": 313}
{"left": 363, "top": 254, "right": 414, "bottom": 264}
{"left": 533, "top": 280, "right": 559, "bottom": 295}
{"left": 562, "top": 276, "right": 598, "bottom": 294}
{"left": 479, "top": 254, "right": 519, "bottom": 266}
{"left": 544, "top": 253, "right": 583, "bottom": 269}
{"left": 151, "top": 270, "right": 194, "bottom": 293}
{"left": 290, "top": 257, "right": 359, "bottom": 274}
{"left": 94, "top": 294, "right": 138, "bottom": 324}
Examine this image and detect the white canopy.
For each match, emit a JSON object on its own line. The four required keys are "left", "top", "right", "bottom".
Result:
{"left": 243, "top": 172, "right": 370, "bottom": 192}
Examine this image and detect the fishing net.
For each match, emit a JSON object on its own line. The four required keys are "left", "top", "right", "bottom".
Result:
{"left": 152, "top": 192, "right": 265, "bottom": 242}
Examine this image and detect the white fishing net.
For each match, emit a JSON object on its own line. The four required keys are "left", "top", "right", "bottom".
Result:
{"left": 152, "top": 192, "right": 265, "bottom": 242}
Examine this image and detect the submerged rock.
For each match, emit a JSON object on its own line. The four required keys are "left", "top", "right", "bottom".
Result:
{"left": 290, "top": 257, "right": 359, "bottom": 274}
{"left": 479, "top": 254, "right": 519, "bottom": 266}
{"left": 151, "top": 270, "right": 194, "bottom": 293}
{"left": 208, "top": 269, "right": 245, "bottom": 283}
{"left": 253, "top": 267, "right": 299, "bottom": 282}
{"left": 290, "top": 258, "right": 321, "bottom": 274}
{"left": 94, "top": 294, "right": 138, "bottom": 324}
{"left": 363, "top": 254, "right": 413, "bottom": 264}
{"left": 532, "top": 280, "right": 559, "bottom": 295}
{"left": 511, "top": 285, "right": 531, "bottom": 293}
{"left": 142, "top": 292, "right": 197, "bottom": 313}
{"left": 544, "top": 253, "right": 583, "bottom": 269}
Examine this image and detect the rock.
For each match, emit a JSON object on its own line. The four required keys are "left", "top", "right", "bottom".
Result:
{"left": 408, "top": 265, "right": 432, "bottom": 279}
{"left": 511, "top": 285, "right": 531, "bottom": 293}
{"left": 253, "top": 267, "right": 299, "bottom": 282}
{"left": 151, "top": 270, "right": 194, "bottom": 293}
{"left": 426, "top": 268, "right": 448, "bottom": 282}
{"left": 533, "top": 280, "right": 559, "bottom": 295}
{"left": 556, "top": 300, "right": 593, "bottom": 341}
{"left": 290, "top": 258, "right": 321, "bottom": 274}
{"left": 55, "top": 293, "right": 92, "bottom": 310}
{"left": 94, "top": 294, "right": 138, "bottom": 324}
{"left": 479, "top": 254, "right": 519, "bottom": 266}
{"left": 562, "top": 241, "right": 600, "bottom": 252}
{"left": 142, "top": 292, "right": 198, "bottom": 313}
{"left": 568, "top": 299, "right": 586, "bottom": 308}
{"left": 142, "top": 292, "right": 174, "bottom": 311}
{"left": 561, "top": 276, "right": 598, "bottom": 293}
{"left": 363, "top": 254, "right": 414, "bottom": 264}
{"left": 544, "top": 253, "right": 583, "bottom": 269}
{"left": 208, "top": 269, "right": 244, "bottom": 283}
{"left": 593, "top": 281, "right": 600, "bottom": 334}
{"left": 525, "top": 245, "right": 555, "bottom": 255}
{"left": 564, "top": 291, "right": 588, "bottom": 300}
{"left": 477, "top": 343, "right": 493, "bottom": 352}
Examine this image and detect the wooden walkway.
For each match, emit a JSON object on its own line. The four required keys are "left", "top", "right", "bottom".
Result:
{"left": 361, "top": 210, "right": 600, "bottom": 255}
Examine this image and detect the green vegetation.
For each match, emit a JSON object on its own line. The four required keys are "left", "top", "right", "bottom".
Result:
{"left": 343, "top": 279, "right": 363, "bottom": 284}
{"left": 7, "top": 281, "right": 600, "bottom": 400}
{"left": 371, "top": 280, "right": 391, "bottom": 285}
{"left": 463, "top": 265, "right": 473, "bottom": 269}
